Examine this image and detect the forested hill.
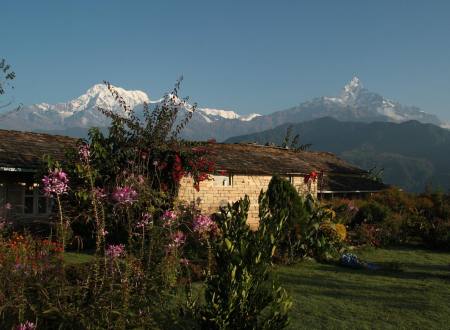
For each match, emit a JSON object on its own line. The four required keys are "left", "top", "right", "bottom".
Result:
{"left": 225, "top": 117, "right": 450, "bottom": 192}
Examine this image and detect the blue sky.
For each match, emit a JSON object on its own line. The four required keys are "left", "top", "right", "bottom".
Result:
{"left": 2, "top": 0, "right": 450, "bottom": 119}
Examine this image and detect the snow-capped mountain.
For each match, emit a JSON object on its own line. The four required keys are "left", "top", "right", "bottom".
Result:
{"left": 266, "top": 76, "right": 443, "bottom": 127}
{"left": 0, "top": 77, "right": 445, "bottom": 141}
{"left": 0, "top": 84, "right": 261, "bottom": 133}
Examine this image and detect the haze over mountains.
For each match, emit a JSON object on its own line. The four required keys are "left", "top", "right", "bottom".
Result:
{"left": 0, "top": 77, "right": 449, "bottom": 192}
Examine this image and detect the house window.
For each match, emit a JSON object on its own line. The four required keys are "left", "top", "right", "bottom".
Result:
{"left": 212, "top": 175, "right": 233, "bottom": 187}
{"left": 5, "top": 183, "right": 51, "bottom": 216}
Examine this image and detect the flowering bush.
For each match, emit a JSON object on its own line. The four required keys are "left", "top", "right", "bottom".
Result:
{"left": 111, "top": 186, "right": 138, "bottom": 204}
{"left": 42, "top": 168, "right": 69, "bottom": 196}
{"left": 105, "top": 244, "right": 126, "bottom": 258}
{"left": 192, "top": 214, "right": 218, "bottom": 238}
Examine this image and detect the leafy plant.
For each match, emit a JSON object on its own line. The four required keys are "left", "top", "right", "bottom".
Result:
{"left": 191, "top": 194, "right": 292, "bottom": 329}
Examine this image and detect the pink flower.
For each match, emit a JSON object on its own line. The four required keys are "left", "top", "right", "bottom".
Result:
{"left": 161, "top": 210, "right": 177, "bottom": 227}
{"left": 78, "top": 143, "right": 90, "bottom": 163}
{"left": 193, "top": 214, "right": 218, "bottom": 237}
{"left": 106, "top": 244, "right": 125, "bottom": 258}
{"left": 42, "top": 169, "right": 69, "bottom": 196}
{"left": 93, "top": 187, "right": 108, "bottom": 200}
{"left": 4, "top": 202, "right": 12, "bottom": 210}
{"left": 16, "top": 321, "right": 36, "bottom": 330}
{"left": 136, "top": 213, "right": 152, "bottom": 229}
{"left": 168, "top": 231, "right": 186, "bottom": 249}
{"left": 112, "top": 186, "right": 138, "bottom": 204}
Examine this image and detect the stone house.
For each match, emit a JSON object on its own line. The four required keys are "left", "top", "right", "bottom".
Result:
{"left": 0, "top": 129, "right": 386, "bottom": 226}
{"left": 177, "top": 143, "right": 386, "bottom": 228}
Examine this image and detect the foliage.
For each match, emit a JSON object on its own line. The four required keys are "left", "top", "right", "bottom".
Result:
{"left": 191, "top": 195, "right": 292, "bottom": 329}
{"left": 281, "top": 125, "right": 312, "bottom": 151}
{"left": 300, "top": 197, "right": 347, "bottom": 261}
{"left": 330, "top": 188, "right": 450, "bottom": 250}
{"left": 266, "top": 176, "right": 309, "bottom": 262}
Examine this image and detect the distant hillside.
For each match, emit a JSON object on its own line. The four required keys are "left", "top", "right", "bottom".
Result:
{"left": 225, "top": 117, "right": 450, "bottom": 192}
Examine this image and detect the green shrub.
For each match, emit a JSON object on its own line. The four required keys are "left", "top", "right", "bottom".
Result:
{"left": 266, "top": 175, "right": 309, "bottom": 262}
{"left": 352, "top": 201, "right": 390, "bottom": 227}
{"left": 191, "top": 194, "right": 292, "bottom": 329}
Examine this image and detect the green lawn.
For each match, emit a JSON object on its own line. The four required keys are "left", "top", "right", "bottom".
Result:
{"left": 60, "top": 247, "right": 450, "bottom": 329}
{"left": 64, "top": 251, "right": 94, "bottom": 264}
{"left": 278, "top": 247, "right": 450, "bottom": 330}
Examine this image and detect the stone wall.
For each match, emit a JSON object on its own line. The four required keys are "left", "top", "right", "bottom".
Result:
{"left": 177, "top": 174, "right": 317, "bottom": 228}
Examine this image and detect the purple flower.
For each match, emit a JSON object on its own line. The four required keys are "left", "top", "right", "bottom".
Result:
{"left": 136, "top": 213, "right": 152, "bottom": 229}
{"left": 16, "top": 321, "right": 36, "bottom": 330}
{"left": 193, "top": 214, "right": 218, "bottom": 237}
{"left": 78, "top": 143, "right": 91, "bottom": 163}
{"left": 42, "top": 169, "right": 69, "bottom": 196}
{"left": 105, "top": 244, "right": 125, "bottom": 258}
{"left": 161, "top": 210, "right": 177, "bottom": 227}
{"left": 93, "top": 187, "right": 108, "bottom": 200}
{"left": 112, "top": 186, "right": 138, "bottom": 204}
{"left": 168, "top": 231, "right": 186, "bottom": 249}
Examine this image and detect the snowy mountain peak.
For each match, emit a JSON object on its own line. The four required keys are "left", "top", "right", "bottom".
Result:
{"left": 341, "top": 76, "right": 364, "bottom": 102}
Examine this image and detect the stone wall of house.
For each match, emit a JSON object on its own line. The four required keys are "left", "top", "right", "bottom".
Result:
{"left": 177, "top": 175, "right": 317, "bottom": 229}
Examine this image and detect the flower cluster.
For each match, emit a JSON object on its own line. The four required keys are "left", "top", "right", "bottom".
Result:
{"left": 136, "top": 213, "right": 152, "bottom": 229}
{"left": 78, "top": 143, "right": 91, "bottom": 163}
{"left": 105, "top": 244, "right": 125, "bottom": 258}
{"left": 304, "top": 170, "right": 318, "bottom": 184}
{"left": 193, "top": 214, "right": 218, "bottom": 237}
{"left": 340, "top": 253, "right": 362, "bottom": 268}
{"left": 93, "top": 187, "right": 108, "bottom": 200}
{"left": 171, "top": 154, "right": 185, "bottom": 184}
{"left": 112, "top": 186, "right": 138, "bottom": 204}
{"left": 42, "top": 169, "right": 69, "bottom": 196}
{"left": 168, "top": 231, "right": 186, "bottom": 249}
{"left": 16, "top": 321, "right": 36, "bottom": 330}
{"left": 161, "top": 210, "right": 177, "bottom": 227}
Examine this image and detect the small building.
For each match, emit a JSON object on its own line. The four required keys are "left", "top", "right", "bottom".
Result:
{"left": 178, "top": 143, "right": 387, "bottom": 228}
{"left": 0, "top": 129, "right": 386, "bottom": 227}
{"left": 0, "top": 130, "right": 74, "bottom": 222}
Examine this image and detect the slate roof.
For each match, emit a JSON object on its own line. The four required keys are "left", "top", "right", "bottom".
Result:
{"left": 319, "top": 174, "right": 388, "bottom": 193}
{"left": 207, "top": 143, "right": 367, "bottom": 176}
{"left": 0, "top": 129, "right": 387, "bottom": 192}
{"left": 0, "top": 129, "right": 77, "bottom": 170}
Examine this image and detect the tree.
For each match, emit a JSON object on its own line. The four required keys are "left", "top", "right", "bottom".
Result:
{"left": 0, "top": 58, "right": 21, "bottom": 115}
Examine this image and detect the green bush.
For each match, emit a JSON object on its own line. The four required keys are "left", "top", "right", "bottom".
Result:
{"left": 352, "top": 201, "right": 390, "bottom": 227}
{"left": 191, "top": 194, "right": 292, "bottom": 329}
{"left": 266, "top": 176, "right": 309, "bottom": 262}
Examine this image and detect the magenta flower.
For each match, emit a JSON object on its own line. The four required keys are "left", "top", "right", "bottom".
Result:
{"left": 78, "top": 143, "right": 91, "bottom": 163}
{"left": 42, "top": 169, "right": 69, "bottom": 196}
{"left": 105, "top": 244, "right": 125, "bottom": 258}
{"left": 168, "top": 231, "right": 186, "bottom": 249}
{"left": 136, "top": 213, "right": 152, "bottom": 229}
{"left": 93, "top": 187, "right": 108, "bottom": 200}
{"left": 112, "top": 186, "right": 138, "bottom": 204}
{"left": 161, "top": 210, "right": 177, "bottom": 227}
{"left": 193, "top": 214, "right": 218, "bottom": 237}
{"left": 16, "top": 321, "right": 36, "bottom": 330}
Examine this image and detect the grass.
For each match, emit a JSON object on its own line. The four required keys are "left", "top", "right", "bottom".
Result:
{"left": 64, "top": 251, "right": 94, "bottom": 264}
{"left": 277, "top": 246, "right": 450, "bottom": 329}
{"left": 60, "top": 246, "right": 450, "bottom": 329}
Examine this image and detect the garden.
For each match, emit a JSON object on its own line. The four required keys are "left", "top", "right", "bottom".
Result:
{"left": 1, "top": 82, "right": 449, "bottom": 329}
